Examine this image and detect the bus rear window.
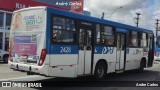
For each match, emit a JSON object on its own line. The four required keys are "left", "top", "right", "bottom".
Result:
{"left": 52, "top": 16, "right": 76, "bottom": 43}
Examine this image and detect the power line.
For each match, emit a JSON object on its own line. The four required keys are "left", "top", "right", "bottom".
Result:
{"left": 108, "top": 6, "right": 122, "bottom": 19}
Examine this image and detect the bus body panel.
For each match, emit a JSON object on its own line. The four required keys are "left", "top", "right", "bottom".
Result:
{"left": 47, "top": 45, "right": 78, "bottom": 77}
{"left": 93, "top": 47, "right": 116, "bottom": 73}
{"left": 125, "top": 48, "right": 144, "bottom": 70}
{"left": 77, "top": 51, "right": 84, "bottom": 75}
{"left": 78, "top": 50, "right": 92, "bottom": 75}
{"left": 49, "top": 54, "right": 78, "bottom": 77}
{"left": 49, "top": 64, "right": 77, "bottom": 77}
{"left": 49, "top": 54, "right": 78, "bottom": 66}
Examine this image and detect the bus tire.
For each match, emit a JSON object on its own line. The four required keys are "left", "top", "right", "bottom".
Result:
{"left": 94, "top": 61, "right": 107, "bottom": 80}
{"left": 138, "top": 60, "right": 145, "bottom": 72}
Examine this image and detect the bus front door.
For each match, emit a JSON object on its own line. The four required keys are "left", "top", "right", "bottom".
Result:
{"left": 78, "top": 28, "right": 92, "bottom": 75}
{"left": 116, "top": 33, "right": 126, "bottom": 71}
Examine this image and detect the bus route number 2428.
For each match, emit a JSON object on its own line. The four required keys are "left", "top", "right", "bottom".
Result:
{"left": 60, "top": 47, "right": 72, "bottom": 53}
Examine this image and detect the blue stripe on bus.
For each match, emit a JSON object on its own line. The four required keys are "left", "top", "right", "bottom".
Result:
{"left": 48, "top": 45, "right": 115, "bottom": 54}
{"left": 49, "top": 45, "right": 78, "bottom": 54}
{"left": 46, "top": 11, "right": 51, "bottom": 54}
{"left": 94, "top": 46, "right": 115, "bottom": 54}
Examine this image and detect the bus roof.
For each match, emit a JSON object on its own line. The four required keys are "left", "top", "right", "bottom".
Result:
{"left": 13, "top": 6, "right": 47, "bottom": 14}
{"left": 13, "top": 6, "right": 153, "bottom": 34}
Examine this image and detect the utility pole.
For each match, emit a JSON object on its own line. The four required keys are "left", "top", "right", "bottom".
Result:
{"left": 155, "top": 19, "right": 160, "bottom": 38}
{"left": 101, "top": 12, "right": 104, "bottom": 19}
{"left": 135, "top": 12, "right": 141, "bottom": 27}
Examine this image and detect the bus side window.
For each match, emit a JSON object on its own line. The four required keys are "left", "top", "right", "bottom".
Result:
{"left": 52, "top": 16, "right": 76, "bottom": 43}
{"left": 140, "top": 33, "right": 147, "bottom": 47}
{"left": 131, "top": 31, "right": 138, "bottom": 47}
{"left": 96, "top": 24, "right": 101, "bottom": 44}
{"left": 101, "top": 26, "right": 114, "bottom": 45}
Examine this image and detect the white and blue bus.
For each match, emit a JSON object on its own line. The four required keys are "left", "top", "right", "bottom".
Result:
{"left": 8, "top": 6, "right": 154, "bottom": 80}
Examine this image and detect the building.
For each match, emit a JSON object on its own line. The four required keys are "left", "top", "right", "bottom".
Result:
{"left": 0, "top": 0, "right": 83, "bottom": 51}
{"left": 0, "top": 9, "right": 11, "bottom": 51}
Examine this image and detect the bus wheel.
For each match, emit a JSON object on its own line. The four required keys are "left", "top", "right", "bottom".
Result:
{"left": 138, "top": 60, "right": 145, "bottom": 72}
{"left": 94, "top": 62, "right": 107, "bottom": 80}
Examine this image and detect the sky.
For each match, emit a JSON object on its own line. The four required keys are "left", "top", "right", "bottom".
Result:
{"left": 84, "top": 0, "right": 160, "bottom": 34}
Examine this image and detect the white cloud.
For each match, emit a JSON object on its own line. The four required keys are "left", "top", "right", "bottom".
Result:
{"left": 153, "top": 10, "right": 160, "bottom": 15}
{"left": 84, "top": 0, "right": 160, "bottom": 32}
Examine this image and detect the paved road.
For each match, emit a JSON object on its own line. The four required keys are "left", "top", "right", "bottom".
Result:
{"left": 0, "top": 61, "right": 52, "bottom": 81}
{"left": 0, "top": 62, "right": 27, "bottom": 80}
{"left": 0, "top": 61, "right": 160, "bottom": 90}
